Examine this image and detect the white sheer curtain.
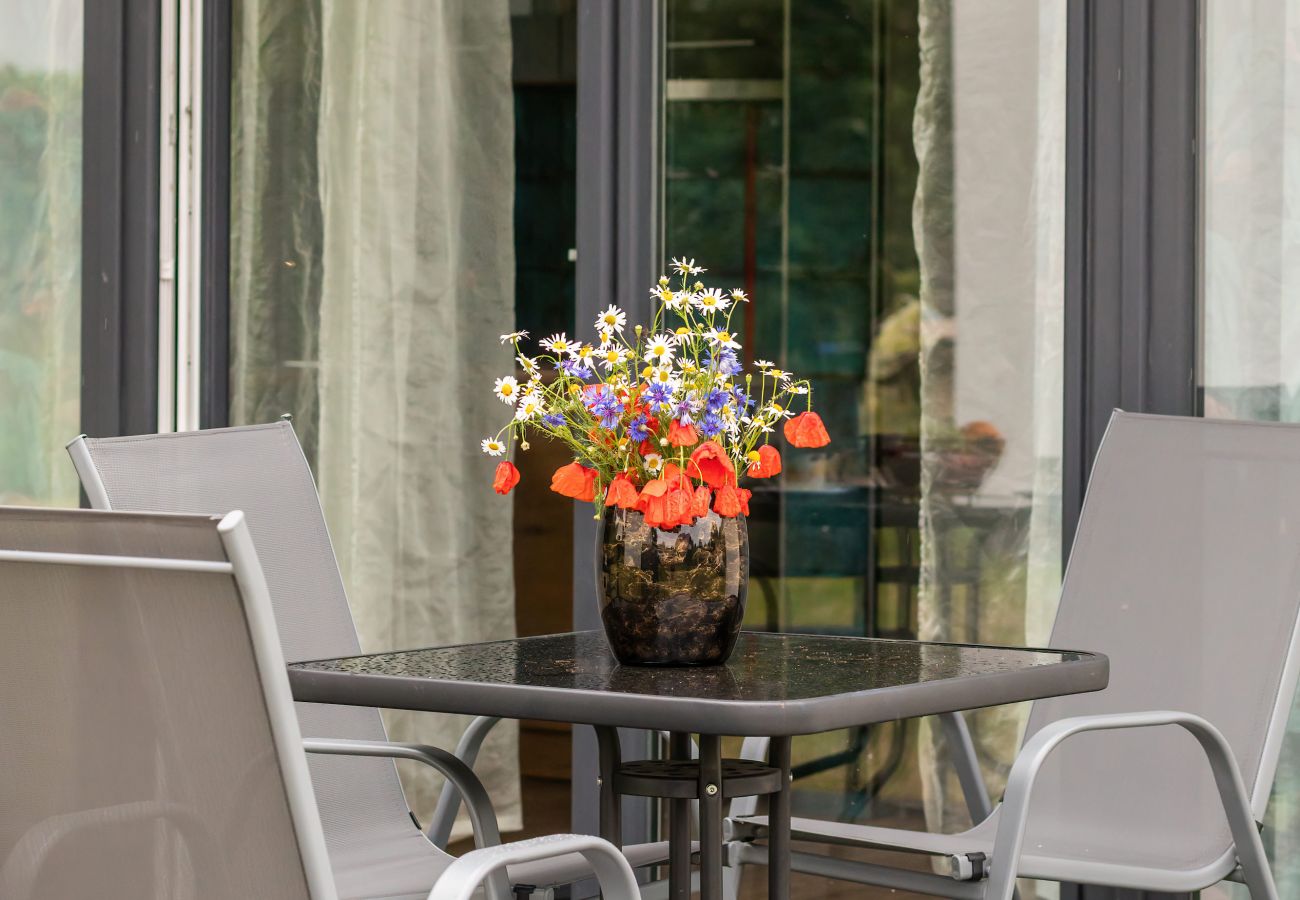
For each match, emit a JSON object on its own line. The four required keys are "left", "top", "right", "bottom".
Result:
{"left": 1203, "top": 4, "right": 1300, "bottom": 889}
{"left": 0, "top": 0, "right": 82, "bottom": 507}
{"left": 914, "top": 0, "right": 1065, "bottom": 835}
{"left": 230, "top": 0, "right": 520, "bottom": 835}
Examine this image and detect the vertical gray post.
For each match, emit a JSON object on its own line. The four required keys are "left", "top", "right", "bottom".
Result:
{"left": 669, "top": 732, "right": 694, "bottom": 899}
{"left": 595, "top": 725, "right": 622, "bottom": 850}
{"left": 698, "top": 734, "right": 724, "bottom": 899}
{"left": 767, "top": 736, "right": 793, "bottom": 899}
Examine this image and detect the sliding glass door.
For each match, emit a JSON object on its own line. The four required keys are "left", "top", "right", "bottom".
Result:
{"left": 662, "top": 0, "right": 1066, "bottom": 854}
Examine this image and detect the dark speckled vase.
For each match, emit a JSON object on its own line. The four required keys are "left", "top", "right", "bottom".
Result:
{"left": 596, "top": 507, "right": 749, "bottom": 666}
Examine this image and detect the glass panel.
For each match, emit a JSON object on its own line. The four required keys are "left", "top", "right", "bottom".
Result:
{"left": 663, "top": 0, "right": 1065, "bottom": 853}
{"left": 227, "top": 0, "right": 578, "bottom": 842}
{"left": 0, "top": 0, "right": 82, "bottom": 505}
{"left": 1202, "top": 4, "right": 1300, "bottom": 892}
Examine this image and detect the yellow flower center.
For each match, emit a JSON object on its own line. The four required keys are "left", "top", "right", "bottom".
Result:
{"left": 502, "top": 384, "right": 514, "bottom": 396}
{"left": 718, "top": 332, "right": 731, "bottom": 343}
{"left": 675, "top": 326, "right": 690, "bottom": 335}
{"left": 747, "top": 450, "right": 761, "bottom": 464}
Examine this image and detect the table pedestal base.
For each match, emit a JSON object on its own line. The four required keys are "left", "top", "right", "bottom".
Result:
{"left": 594, "top": 727, "right": 792, "bottom": 899}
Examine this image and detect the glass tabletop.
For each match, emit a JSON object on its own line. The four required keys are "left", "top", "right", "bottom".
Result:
{"left": 289, "top": 631, "right": 1106, "bottom": 735}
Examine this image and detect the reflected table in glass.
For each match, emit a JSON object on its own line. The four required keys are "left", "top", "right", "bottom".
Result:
{"left": 288, "top": 631, "right": 1108, "bottom": 899}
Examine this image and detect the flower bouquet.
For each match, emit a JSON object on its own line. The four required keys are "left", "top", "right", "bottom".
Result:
{"left": 483, "top": 258, "right": 829, "bottom": 665}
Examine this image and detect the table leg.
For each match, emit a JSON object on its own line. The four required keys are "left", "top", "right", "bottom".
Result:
{"left": 698, "top": 733, "right": 724, "bottom": 900}
{"left": 595, "top": 725, "right": 622, "bottom": 848}
{"left": 768, "top": 736, "right": 792, "bottom": 899}
{"left": 668, "top": 732, "right": 693, "bottom": 900}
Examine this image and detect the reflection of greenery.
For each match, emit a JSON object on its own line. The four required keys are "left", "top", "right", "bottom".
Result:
{"left": 0, "top": 64, "right": 82, "bottom": 504}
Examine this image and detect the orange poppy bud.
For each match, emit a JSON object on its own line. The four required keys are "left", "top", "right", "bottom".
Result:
{"left": 783, "top": 411, "right": 831, "bottom": 448}
{"left": 687, "top": 440, "right": 736, "bottom": 488}
{"left": 746, "top": 444, "right": 782, "bottom": 478}
{"left": 667, "top": 420, "right": 699, "bottom": 447}
{"left": 493, "top": 460, "right": 521, "bottom": 495}
{"left": 551, "top": 462, "right": 597, "bottom": 502}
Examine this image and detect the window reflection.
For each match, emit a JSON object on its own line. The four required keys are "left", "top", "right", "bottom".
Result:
{"left": 663, "top": 0, "right": 1065, "bottom": 845}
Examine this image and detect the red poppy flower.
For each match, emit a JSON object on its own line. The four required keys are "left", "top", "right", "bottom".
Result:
{"left": 713, "top": 483, "right": 752, "bottom": 518}
{"left": 663, "top": 487, "right": 694, "bottom": 527}
{"left": 667, "top": 420, "right": 699, "bottom": 447}
{"left": 746, "top": 444, "right": 782, "bottom": 479}
{"left": 688, "top": 440, "right": 737, "bottom": 488}
{"left": 493, "top": 460, "right": 520, "bottom": 495}
{"left": 783, "top": 411, "right": 831, "bottom": 448}
{"left": 604, "top": 472, "right": 640, "bottom": 509}
{"left": 551, "top": 462, "right": 597, "bottom": 502}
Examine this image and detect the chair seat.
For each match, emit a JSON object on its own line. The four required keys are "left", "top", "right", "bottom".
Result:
{"left": 333, "top": 827, "right": 683, "bottom": 899}
{"left": 729, "top": 812, "right": 1239, "bottom": 893}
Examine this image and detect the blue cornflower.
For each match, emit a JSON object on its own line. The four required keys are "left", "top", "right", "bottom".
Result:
{"left": 627, "top": 414, "right": 652, "bottom": 443}
{"left": 645, "top": 382, "right": 674, "bottom": 411}
{"left": 560, "top": 358, "right": 592, "bottom": 380}
{"left": 585, "top": 385, "right": 622, "bottom": 430}
{"left": 673, "top": 396, "right": 698, "bottom": 426}
{"left": 716, "top": 349, "right": 743, "bottom": 376}
{"left": 705, "top": 388, "right": 729, "bottom": 412}
{"left": 542, "top": 413, "right": 566, "bottom": 428}
{"left": 732, "top": 388, "right": 754, "bottom": 411}
{"left": 698, "top": 412, "right": 724, "bottom": 438}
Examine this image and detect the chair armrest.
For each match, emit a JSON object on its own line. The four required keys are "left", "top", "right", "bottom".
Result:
{"left": 427, "top": 715, "right": 502, "bottom": 848}
{"left": 428, "top": 834, "right": 641, "bottom": 900}
{"left": 984, "top": 711, "right": 1275, "bottom": 900}
{"left": 303, "top": 737, "right": 503, "bottom": 850}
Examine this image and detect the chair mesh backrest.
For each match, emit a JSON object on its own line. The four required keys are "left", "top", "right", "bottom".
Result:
{"left": 0, "top": 507, "right": 313, "bottom": 899}
{"left": 73, "top": 423, "right": 416, "bottom": 863}
{"left": 1023, "top": 412, "right": 1300, "bottom": 871}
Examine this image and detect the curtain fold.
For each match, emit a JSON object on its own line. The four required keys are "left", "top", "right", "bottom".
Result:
{"left": 314, "top": 0, "right": 519, "bottom": 835}
{"left": 230, "top": 0, "right": 520, "bottom": 836}
{"left": 914, "top": 0, "right": 1065, "bottom": 838}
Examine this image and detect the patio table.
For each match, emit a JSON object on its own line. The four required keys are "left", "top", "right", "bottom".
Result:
{"left": 289, "top": 630, "right": 1107, "bottom": 900}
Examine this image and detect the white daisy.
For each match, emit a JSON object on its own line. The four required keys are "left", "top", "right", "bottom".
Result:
{"left": 694, "top": 288, "right": 730, "bottom": 313}
{"left": 515, "top": 395, "right": 545, "bottom": 421}
{"left": 647, "top": 366, "right": 680, "bottom": 389}
{"left": 765, "top": 368, "right": 791, "bottom": 383}
{"left": 570, "top": 343, "right": 599, "bottom": 364}
{"left": 499, "top": 330, "right": 529, "bottom": 344}
{"left": 481, "top": 437, "right": 507, "bottom": 456}
{"left": 650, "top": 285, "right": 675, "bottom": 305}
{"left": 517, "top": 354, "right": 540, "bottom": 374}
{"left": 599, "top": 345, "right": 630, "bottom": 371}
{"left": 643, "top": 452, "right": 664, "bottom": 474}
{"left": 540, "top": 332, "right": 573, "bottom": 355}
{"left": 595, "top": 304, "right": 627, "bottom": 334}
{"left": 664, "top": 291, "right": 691, "bottom": 310}
{"left": 706, "top": 328, "right": 741, "bottom": 350}
{"left": 493, "top": 376, "right": 520, "bottom": 405}
{"left": 788, "top": 384, "right": 809, "bottom": 395}
{"left": 754, "top": 359, "right": 774, "bottom": 369}
{"left": 671, "top": 257, "right": 705, "bottom": 275}
{"left": 643, "top": 333, "right": 677, "bottom": 364}
{"left": 730, "top": 289, "right": 749, "bottom": 303}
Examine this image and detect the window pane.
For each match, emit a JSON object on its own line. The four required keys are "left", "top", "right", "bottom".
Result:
{"left": 663, "top": 0, "right": 1065, "bottom": 843}
{"left": 1203, "top": 4, "right": 1300, "bottom": 891}
{"left": 0, "top": 0, "right": 81, "bottom": 505}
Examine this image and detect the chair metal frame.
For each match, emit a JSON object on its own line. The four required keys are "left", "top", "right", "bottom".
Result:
{"left": 0, "top": 508, "right": 639, "bottom": 900}
{"left": 721, "top": 413, "right": 1297, "bottom": 899}
{"left": 67, "top": 430, "right": 504, "bottom": 852}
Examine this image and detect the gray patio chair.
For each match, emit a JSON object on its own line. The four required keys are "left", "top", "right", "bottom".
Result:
{"left": 0, "top": 505, "right": 639, "bottom": 900}
{"left": 724, "top": 411, "right": 1296, "bottom": 899}
{"left": 67, "top": 422, "right": 675, "bottom": 898}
